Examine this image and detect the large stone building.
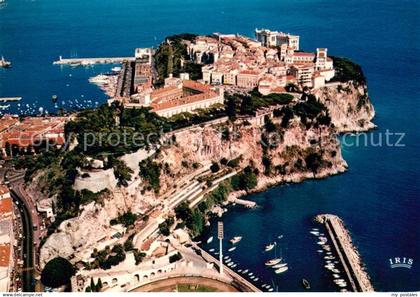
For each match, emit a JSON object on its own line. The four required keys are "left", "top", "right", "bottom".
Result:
{"left": 126, "top": 75, "right": 224, "bottom": 118}
{"left": 255, "top": 28, "right": 300, "bottom": 50}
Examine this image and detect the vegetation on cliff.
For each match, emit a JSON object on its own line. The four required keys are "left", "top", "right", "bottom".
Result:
{"left": 330, "top": 56, "right": 366, "bottom": 85}
{"left": 154, "top": 33, "right": 201, "bottom": 86}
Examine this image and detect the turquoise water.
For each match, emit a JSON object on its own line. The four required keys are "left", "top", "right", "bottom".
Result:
{"left": 0, "top": 0, "right": 419, "bottom": 291}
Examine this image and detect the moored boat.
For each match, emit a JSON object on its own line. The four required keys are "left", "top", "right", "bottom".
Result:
{"left": 274, "top": 266, "right": 288, "bottom": 274}
{"left": 265, "top": 242, "right": 276, "bottom": 252}
{"left": 230, "top": 236, "right": 242, "bottom": 244}
{"left": 207, "top": 236, "right": 213, "bottom": 244}
{"left": 265, "top": 258, "right": 282, "bottom": 266}
{"left": 272, "top": 263, "right": 287, "bottom": 269}
{"left": 302, "top": 278, "right": 310, "bottom": 290}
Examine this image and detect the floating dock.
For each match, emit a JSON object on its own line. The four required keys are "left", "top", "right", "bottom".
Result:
{"left": 315, "top": 214, "right": 374, "bottom": 292}
{"left": 53, "top": 55, "right": 135, "bottom": 66}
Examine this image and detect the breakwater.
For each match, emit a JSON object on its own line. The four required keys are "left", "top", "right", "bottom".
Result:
{"left": 315, "top": 214, "right": 374, "bottom": 292}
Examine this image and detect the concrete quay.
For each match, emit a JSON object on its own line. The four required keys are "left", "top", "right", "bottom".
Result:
{"left": 315, "top": 214, "right": 374, "bottom": 292}
{"left": 192, "top": 243, "right": 261, "bottom": 292}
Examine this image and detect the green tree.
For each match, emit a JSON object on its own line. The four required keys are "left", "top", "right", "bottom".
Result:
{"left": 41, "top": 257, "right": 74, "bottom": 288}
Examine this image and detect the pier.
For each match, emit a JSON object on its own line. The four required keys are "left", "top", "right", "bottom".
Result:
{"left": 315, "top": 214, "right": 374, "bottom": 292}
{"left": 53, "top": 55, "right": 135, "bottom": 66}
{"left": 0, "top": 97, "right": 22, "bottom": 102}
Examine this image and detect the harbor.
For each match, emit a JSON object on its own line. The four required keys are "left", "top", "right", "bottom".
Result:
{"left": 315, "top": 214, "right": 374, "bottom": 292}
{"left": 53, "top": 55, "right": 135, "bottom": 66}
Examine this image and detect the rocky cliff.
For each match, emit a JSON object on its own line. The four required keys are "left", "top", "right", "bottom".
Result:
{"left": 315, "top": 81, "right": 375, "bottom": 132}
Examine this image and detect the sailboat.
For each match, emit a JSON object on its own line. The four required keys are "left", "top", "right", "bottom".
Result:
{"left": 265, "top": 243, "right": 283, "bottom": 267}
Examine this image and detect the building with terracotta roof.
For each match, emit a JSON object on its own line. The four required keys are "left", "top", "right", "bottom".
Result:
{"left": 126, "top": 76, "right": 224, "bottom": 118}
{"left": 0, "top": 184, "right": 13, "bottom": 292}
{"left": 0, "top": 116, "right": 69, "bottom": 157}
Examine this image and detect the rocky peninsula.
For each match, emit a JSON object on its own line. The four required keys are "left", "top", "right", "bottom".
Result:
{"left": 16, "top": 32, "right": 375, "bottom": 291}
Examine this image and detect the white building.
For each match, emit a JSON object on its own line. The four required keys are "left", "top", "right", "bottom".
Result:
{"left": 255, "top": 28, "right": 300, "bottom": 50}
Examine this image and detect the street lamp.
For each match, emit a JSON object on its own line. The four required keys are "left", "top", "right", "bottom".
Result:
{"left": 218, "top": 221, "right": 224, "bottom": 274}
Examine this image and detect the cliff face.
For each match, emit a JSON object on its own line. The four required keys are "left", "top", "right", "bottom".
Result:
{"left": 39, "top": 81, "right": 374, "bottom": 267}
{"left": 315, "top": 82, "right": 375, "bottom": 132}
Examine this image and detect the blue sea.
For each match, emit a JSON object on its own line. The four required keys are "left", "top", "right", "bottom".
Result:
{"left": 0, "top": 0, "right": 418, "bottom": 292}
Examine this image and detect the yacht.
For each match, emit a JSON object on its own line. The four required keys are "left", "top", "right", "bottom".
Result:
{"left": 242, "top": 269, "right": 249, "bottom": 274}
{"left": 272, "top": 263, "right": 287, "bottom": 269}
{"left": 88, "top": 74, "right": 109, "bottom": 85}
{"left": 228, "top": 247, "right": 236, "bottom": 252}
{"left": 209, "top": 248, "right": 215, "bottom": 252}
{"left": 265, "top": 258, "right": 282, "bottom": 266}
{"left": 111, "top": 66, "right": 122, "bottom": 72}
{"left": 230, "top": 236, "right": 242, "bottom": 244}
{"left": 274, "top": 266, "right": 288, "bottom": 274}
{"left": 265, "top": 242, "right": 276, "bottom": 252}
{"left": 310, "top": 231, "right": 319, "bottom": 236}
{"left": 206, "top": 236, "right": 213, "bottom": 244}
{"left": 0, "top": 56, "right": 11, "bottom": 68}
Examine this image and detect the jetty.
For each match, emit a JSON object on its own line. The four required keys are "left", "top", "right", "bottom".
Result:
{"left": 0, "top": 97, "right": 22, "bottom": 102}
{"left": 315, "top": 214, "right": 374, "bottom": 292}
{"left": 229, "top": 197, "right": 257, "bottom": 208}
{"left": 53, "top": 55, "right": 135, "bottom": 66}
{"left": 191, "top": 243, "right": 261, "bottom": 292}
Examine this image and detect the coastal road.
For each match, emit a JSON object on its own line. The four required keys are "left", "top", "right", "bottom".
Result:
{"left": 2, "top": 163, "right": 36, "bottom": 292}
{"left": 10, "top": 189, "right": 34, "bottom": 292}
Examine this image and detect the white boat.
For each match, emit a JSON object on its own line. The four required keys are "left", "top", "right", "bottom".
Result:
{"left": 238, "top": 269, "right": 242, "bottom": 273}
{"left": 317, "top": 241, "right": 326, "bottom": 245}
{"left": 310, "top": 231, "right": 319, "bottom": 236}
{"left": 312, "top": 228, "right": 319, "bottom": 231}
{"left": 228, "top": 247, "right": 236, "bottom": 252}
{"left": 248, "top": 272, "right": 253, "bottom": 276}
{"left": 265, "top": 258, "right": 282, "bottom": 266}
{"left": 89, "top": 74, "right": 109, "bottom": 85}
{"left": 333, "top": 274, "right": 340, "bottom": 279}
{"left": 317, "top": 250, "right": 323, "bottom": 253}
{"left": 225, "top": 259, "right": 232, "bottom": 264}
{"left": 0, "top": 105, "right": 10, "bottom": 110}
{"left": 224, "top": 256, "right": 230, "bottom": 260}
{"left": 242, "top": 269, "right": 249, "bottom": 274}
{"left": 111, "top": 66, "right": 122, "bottom": 72}
{"left": 272, "top": 263, "right": 288, "bottom": 269}
{"left": 207, "top": 236, "right": 213, "bottom": 244}
{"left": 265, "top": 242, "right": 276, "bottom": 252}
{"left": 277, "top": 235, "right": 283, "bottom": 239}
{"left": 209, "top": 248, "right": 215, "bottom": 252}
{"left": 231, "top": 264, "right": 237, "bottom": 268}
{"left": 230, "top": 236, "right": 242, "bottom": 244}
{"left": 254, "top": 278, "right": 259, "bottom": 281}
{"left": 274, "top": 266, "right": 288, "bottom": 274}
{"left": 268, "top": 288, "right": 274, "bottom": 292}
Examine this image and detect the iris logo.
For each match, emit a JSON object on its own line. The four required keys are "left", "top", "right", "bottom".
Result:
{"left": 389, "top": 257, "right": 413, "bottom": 269}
